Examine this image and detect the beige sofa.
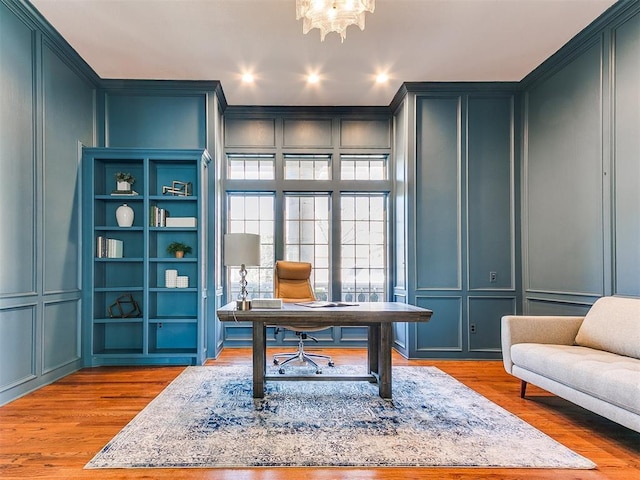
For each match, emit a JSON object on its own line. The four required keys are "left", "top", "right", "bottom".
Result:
{"left": 501, "top": 296, "right": 640, "bottom": 433}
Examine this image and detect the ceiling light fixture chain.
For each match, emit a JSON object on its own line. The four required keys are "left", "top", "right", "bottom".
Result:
{"left": 296, "top": 0, "right": 375, "bottom": 42}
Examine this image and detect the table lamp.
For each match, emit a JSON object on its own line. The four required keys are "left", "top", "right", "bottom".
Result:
{"left": 224, "top": 233, "right": 261, "bottom": 310}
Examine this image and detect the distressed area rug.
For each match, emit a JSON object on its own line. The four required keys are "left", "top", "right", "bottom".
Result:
{"left": 86, "top": 365, "right": 595, "bottom": 469}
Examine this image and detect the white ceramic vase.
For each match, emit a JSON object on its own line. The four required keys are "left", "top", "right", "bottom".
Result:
{"left": 116, "top": 204, "right": 134, "bottom": 227}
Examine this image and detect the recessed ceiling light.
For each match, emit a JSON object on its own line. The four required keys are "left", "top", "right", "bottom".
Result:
{"left": 242, "top": 73, "right": 254, "bottom": 83}
{"left": 307, "top": 73, "right": 320, "bottom": 84}
{"left": 376, "top": 73, "right": 389, "bottom": 84}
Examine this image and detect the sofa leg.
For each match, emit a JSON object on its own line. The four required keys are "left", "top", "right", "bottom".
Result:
{"left": 520, "top": 380, "right": 527, "bottom": 398}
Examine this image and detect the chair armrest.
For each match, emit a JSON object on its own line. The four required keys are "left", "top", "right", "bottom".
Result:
{"left": 500, "top": 315, "right": 584, "bottom": 373}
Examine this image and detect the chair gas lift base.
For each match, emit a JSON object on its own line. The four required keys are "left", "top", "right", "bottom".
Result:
{"left": 272, "top": 329, "right": 335, "bottom": 374}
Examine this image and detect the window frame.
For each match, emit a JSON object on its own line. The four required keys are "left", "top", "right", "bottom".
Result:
{"left": 223, "top": 148, "right": 392, "bottom": 303}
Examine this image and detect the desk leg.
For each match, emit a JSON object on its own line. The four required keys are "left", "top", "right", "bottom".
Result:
{"left": 379, "top": 322, "right": 392, "bottom": 399}
{"left": 368, "top": 324, "right": 380, "bottom": 381}
{"left": 252, "top": 321, "right": 266, "bottom": 398}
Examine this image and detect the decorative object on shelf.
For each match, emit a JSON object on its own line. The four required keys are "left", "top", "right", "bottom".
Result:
{"left": 107, "top": 293, "right": 142, "bottom": 318}
{"left": 165, "top": 217, "right": 197, "bottom": 227}
{"left": 295, "top": 0, "right": 375, "bottom": 42}
{"left": 115, "top": 203, "right": 134, "bottom": 227}
{"left": 166, "top": 241, "right": 192, "bottom": 258}
{"left": 224, "top": 233, "right": 261, "bottom": 311}
{"left": 165, "top": 269, "right": 178, "bottom": 288}
{"left": 114, "top": 172, "right": 136, "bottom": 194}
{"left": 162, "top": 180, "right": 192, "bottom": 196}
{"left": 176, "top": 276, "right": 189, "bottom": 288}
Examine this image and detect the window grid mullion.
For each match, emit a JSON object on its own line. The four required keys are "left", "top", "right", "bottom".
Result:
{"left": 224, "top": 149, "right": 389, "bottom": 305}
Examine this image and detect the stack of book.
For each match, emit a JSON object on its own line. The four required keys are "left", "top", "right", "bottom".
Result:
{"left": 96, "top": 236, "right": 123, "bottom": 258}
{"left": 111, "top": 190, "right": 139, "bottom": 196}
{"left": 150, "top": 205, "right": 170, "bottom": 227}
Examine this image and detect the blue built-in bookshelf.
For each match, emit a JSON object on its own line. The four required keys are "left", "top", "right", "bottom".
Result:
{"left": 83, "top": 148, "right": 211, "bottom": 366}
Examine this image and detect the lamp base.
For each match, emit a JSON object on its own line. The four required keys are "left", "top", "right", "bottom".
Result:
{"left": 236, "top": 300, "right": 252, "bottom": 311}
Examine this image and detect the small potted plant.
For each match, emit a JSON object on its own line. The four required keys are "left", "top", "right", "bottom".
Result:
{"left": 115, "top": 172, "right": 135, "bottom": 192}
{"left": 166, "top": 241, "right": 192, "bottom": 258}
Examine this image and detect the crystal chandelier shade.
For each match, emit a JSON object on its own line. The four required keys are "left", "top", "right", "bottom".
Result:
{"left": 296, "top": 0, "right": 376, "bottom": 42}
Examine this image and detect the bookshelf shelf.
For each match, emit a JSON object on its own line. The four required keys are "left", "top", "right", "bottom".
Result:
{"left": 95, "top": 226, "right": 145, "bottom": 231}
{"left": 149, "top": 227, "right": 198, "bottom": 231}
{"left": 83, "top": 148, "right": 211, "bottom": 367}
{"left": 93, "top": 318, "right": 144, "bottom": 324}
{"left": 95, "top": 257, "right": 145, "bottom": 262}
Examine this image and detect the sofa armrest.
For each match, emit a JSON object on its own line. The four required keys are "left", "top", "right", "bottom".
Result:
{"left": 501, "top": 315, "right": 584, "bottom": 373}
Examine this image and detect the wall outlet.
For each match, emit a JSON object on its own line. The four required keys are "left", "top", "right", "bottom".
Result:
{"left": 470, "top": 323, "right": 476, "bottom": 334}
{"left": 489, "top": 271, "right": 497, "bottom": 283}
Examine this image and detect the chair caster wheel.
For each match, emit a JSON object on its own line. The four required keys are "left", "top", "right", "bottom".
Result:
{"left": 278, "top": 368, "right": 285, "bottom": 374}
{"left": 328, "top": 361, "right": 335, "bottom": 367}
{"left": 273, "top": 359, "right": 279, "bottom": 365}
{"left": 315, "top": 369, "right": 322, "bottom": 374}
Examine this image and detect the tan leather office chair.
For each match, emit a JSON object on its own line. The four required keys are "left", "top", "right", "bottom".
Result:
{"left": 272, "top": 260, "right": 334, "bottom": 374}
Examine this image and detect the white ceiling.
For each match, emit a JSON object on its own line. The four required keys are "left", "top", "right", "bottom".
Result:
{"left": 30, "top": 0, "right": 617, "bottom": 107}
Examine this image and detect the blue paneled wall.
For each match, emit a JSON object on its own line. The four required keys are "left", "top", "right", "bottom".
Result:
{"left": 0, "top": 0, "right": 97, "bottom": 405}
{"left": 521, "top": 2, "right": 640, "bottom": 311}
{"left": 1, "top": 0, "right": 36, "bottom": 297}
{"left": 103, "top": 87, "right": 207, "bottom": 149}
{"left": 392, "top": 86, "right": 519, "bottom": 359}
{"left": 612, "top": 9, "right": 640, "bottom": 297}
{"left": 0, "top": 1, "right": 224, "bottom": 405}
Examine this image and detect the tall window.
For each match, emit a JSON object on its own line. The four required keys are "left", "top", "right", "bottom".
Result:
{"left": 341, "top": 194, "right": 386, "bottom": 302}
{"left": 226, "top": 193, "right": 275, "bottom": 300}
{"left": 284, "top": 194, "right": 330, "bottom": 299}
{"left": 224, "top": 151, "right": 390, "bottom": 302}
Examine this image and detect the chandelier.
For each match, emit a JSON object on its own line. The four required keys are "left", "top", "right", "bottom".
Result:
{"left": 296, "top": 0, "right": 376, "bottom": 42}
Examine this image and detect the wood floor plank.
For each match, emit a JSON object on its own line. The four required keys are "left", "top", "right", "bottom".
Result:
{"left": 0, "top": 348, "right": 638, "bottom": 479}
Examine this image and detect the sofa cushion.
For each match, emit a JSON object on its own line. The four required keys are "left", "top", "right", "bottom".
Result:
{"left": 511, "top": 343, "right": 640, "bottom": 415}
{"left": 574, "top": 296, "right": 640, "bottom": 359}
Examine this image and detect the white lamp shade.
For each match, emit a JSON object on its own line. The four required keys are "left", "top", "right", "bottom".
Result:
{"left": 224, "top": 233, "right": 261, "bottom": 266}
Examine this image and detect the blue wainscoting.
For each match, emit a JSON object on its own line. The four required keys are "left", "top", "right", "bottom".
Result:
{"left": 612, "top": 10, "right": 640, "bottom": 296}
{"left": 0, "top": 0, "right": 96, "bottom": 405}
{"left": 521, "top": 2, "right": 640, "bottom": 306}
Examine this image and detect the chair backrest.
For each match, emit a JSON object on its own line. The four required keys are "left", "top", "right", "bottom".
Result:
{"left": 274, "top": 261, "right": 316, "bottom": 303}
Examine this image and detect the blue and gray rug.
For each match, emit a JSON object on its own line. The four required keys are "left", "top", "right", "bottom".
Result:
{"left": 86, "top": 365, "right": 595, "bottom": 469}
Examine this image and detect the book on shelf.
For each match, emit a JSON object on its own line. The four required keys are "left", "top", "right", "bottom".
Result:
{"left": 111, "top": 190, "right": 139, "bottom": 196}
{"left": 150, "top": 205, "right": 170, "bottom": 227}
{"left": 96, "top": 236, "right": 123, "bottom": 258}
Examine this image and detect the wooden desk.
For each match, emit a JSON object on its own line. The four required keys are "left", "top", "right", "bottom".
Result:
{"left": 216, "top": 302, "right": 432, "bottom": 399}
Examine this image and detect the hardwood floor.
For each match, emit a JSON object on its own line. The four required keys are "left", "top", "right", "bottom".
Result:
{"left": 0, "top": 348, "right": 638, "bottom": 479}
